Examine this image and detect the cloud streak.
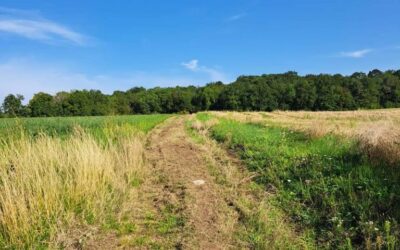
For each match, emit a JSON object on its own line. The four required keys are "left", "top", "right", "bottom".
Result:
{"left": 0, "top": 7, "right": 86, "bottom": 45}
{"left": 181, "top": 59, "right": 227, "bottom": 82}
{"left": 339, "top": 49, "right": 372, "bottom": 58}
{"left": 225, "top": 13, "right": 247, "bottom": 22}
{"left": 182, "top": 59, "right": 199, "bottom": 71}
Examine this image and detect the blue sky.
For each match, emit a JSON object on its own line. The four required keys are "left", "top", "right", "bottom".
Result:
{"left": 0, "top": 0, "right": 399, "bottom": 101}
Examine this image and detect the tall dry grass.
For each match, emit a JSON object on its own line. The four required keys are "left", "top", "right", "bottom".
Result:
{"left": 211, "top": 109, "right": 400, "bottom": 136}
{"left": 210, "top": 109, "right": 400, "bottom": 166}
{"left": 357, "top": 122, "right": 400, "bottom": 166}
{"left": 0, "top": 128, "right": 145, "bottom": 248}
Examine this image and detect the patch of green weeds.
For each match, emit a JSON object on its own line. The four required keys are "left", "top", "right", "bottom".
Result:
{"left": 208, "top": 118, "right": 400, "bottom": 249}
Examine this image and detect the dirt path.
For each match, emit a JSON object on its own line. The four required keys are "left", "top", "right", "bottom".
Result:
{"left": 83, "top": 115, "right": 307, "bottom": 249}
{"left": 144, "top": 116, "right": 239, "bottom": 249}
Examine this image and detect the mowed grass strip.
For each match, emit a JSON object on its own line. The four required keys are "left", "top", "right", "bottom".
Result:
{"left": 204, "top": 116, "right": 399, "bottom": 249}
{"left": 0, "top": 114, "right": 171, "bottom": 249}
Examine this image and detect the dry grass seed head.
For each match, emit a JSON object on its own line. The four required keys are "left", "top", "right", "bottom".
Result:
{"left": 0, "top": 128, "right": 145, "bottom": 248}
{"left": 357, "top": 122, "right": 400, "bottom": 166}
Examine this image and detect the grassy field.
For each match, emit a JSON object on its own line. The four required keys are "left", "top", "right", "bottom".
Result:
{"left": 212, "top": 110, "right": 400, "bottom": 167}
{"left": 0, "top": 114, "right": 171, "bottom": 249}
{"left": 210, "top": 109, "right": 400, "bottom": 135}
{"left": 0, "top": 115, "right": 172, "bottom": 140}
{"left": 0, "top": 110, "right": 399, "bottom": 249}
{"left": 193, "top": 110, "right": 400, "bottom": 249}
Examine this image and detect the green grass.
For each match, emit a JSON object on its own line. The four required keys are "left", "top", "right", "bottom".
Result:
{"left": 0, "top": 114, "right": 172, "bottom": 142}
{"left": 195, "top": 112, "right": 212, "bottom": 122}
{"left": 206, "top": 117, "right": 400, "bottom": 249}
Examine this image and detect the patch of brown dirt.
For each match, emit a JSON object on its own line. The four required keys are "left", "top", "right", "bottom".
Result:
{"left": 144, "top": 117, "right": 239, "bottom": 249}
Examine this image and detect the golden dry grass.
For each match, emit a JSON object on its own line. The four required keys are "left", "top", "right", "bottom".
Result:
{"left": 211, "top": 109, "right": 400, "bottom": 166}
{"left": 357, "top": 122, "right": 400, "bottom": 166}
{"left": 0, "top": 128, "right": 145, "bottom": 248}
{"left": 190, "top": 118, "right": 220, "bottom": 137}
{"left": 211, "top": 109, "right": 400, "bottom": 136}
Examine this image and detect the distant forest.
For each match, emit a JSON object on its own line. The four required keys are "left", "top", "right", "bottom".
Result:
{"left": 1, "top": 68, "right": 400, "bottom": 117}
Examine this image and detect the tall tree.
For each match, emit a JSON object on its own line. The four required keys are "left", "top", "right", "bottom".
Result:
{"left": 293, "top": 79, "right": 316, "bottom": 110}
{"left": 29, "top": 92, "right": 56, "bottom": 117}
{"left": 110, "top": 91, "right": 131, "bottom": 115}
{"left": 380, "top": 75, "right": 400, "bottom": 108}
{"left": 2, "top": 94, "right": 26, "bottom": 117}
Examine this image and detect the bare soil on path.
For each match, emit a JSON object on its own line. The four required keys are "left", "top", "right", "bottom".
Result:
{"left": 144, "top": 116, "right": 239, "bottom": 249}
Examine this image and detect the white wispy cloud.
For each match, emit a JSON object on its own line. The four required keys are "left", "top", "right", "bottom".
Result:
{"left": 0, "top": 58, "right": 226, "bottom": 103}
{"left": 225, "top": 12, "right": 247, "bottom": 22}
{"left": 181, "top": 59, "right": 227, "bottom": 82}
{"left": 339, "top": 49, "right": 372, "bottom": 58}
{"left": 225, "top": 13, "right": 247, "bottom": 22}
{"left": 0, "top": 7, "right": 40, "bottom": 19}
{"left": 0, "top": 7, "right": 86, "bottom": 45}
{"left": 182, "top": 59, "right": 199, "bottom": 71}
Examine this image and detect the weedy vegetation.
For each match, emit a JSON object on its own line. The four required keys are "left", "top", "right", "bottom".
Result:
{"left": 187, "top": 115, "right": 316, "bottom": 249}
{"left": 198, "top": 109, "right": 400, "bottom": 249}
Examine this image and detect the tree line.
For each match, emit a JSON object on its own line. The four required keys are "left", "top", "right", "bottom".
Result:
{"left": 1, "top": 68, "right": 400, "bottom": 117}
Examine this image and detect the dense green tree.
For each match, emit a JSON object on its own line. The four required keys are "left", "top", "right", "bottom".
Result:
{"left": 127, "top": 87, "right": 146, "bottom": 94}
{"left": 1, "top": 68, "right": 400, "bottom": 118}
{"left": 52, "top": 92, "right": 71, "bottom": 116}
{"left": 293, "top": 79, "right": 316, "bottom": 110}
{"left": 59, "top": 90, "right": 111, "bottom": 116}
{"left": 351, "top": 72, "right": 367, "bottom": 80}
{"left": 270, "top": 75, "right": 296, "bottom": 110}
{"left": 170, "top": 87, "right": 195, "bottom": 113}
{"left": 216, "top": 84, "right": 241, "bottom": 110}
{"left": 312, "top": 75, "right": 337, "bottom": 110}
{"left": 368, "top": 69, "right": 383, "bottom": 78}
{"left": 361, "top": 78, "right": 381, "bottom": 108}
{"left": 333, "top": 85, "right": 356, "bottom": 110}
{"left": 29, "top": 92, "right": 57, "bottom": 117}
{"left": 192, "top": 82, "right": 224, "bottom": 111}
{"left": 130, "top": 91, "right": 161, "bottom": 114}
{"left": 110, "top": 91, "right": 131, "bottom": 115}
{"left": 152, "top": 88, "right": 175, "bottom": 113}
{"left": 254, "top": 80, "right": 278, "bottom": 111}
{"left": 2, "top": 94, "right": 26, "bottom": 117}
{"left": 380, "top": 74, "right": 400, "bottom": 108}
